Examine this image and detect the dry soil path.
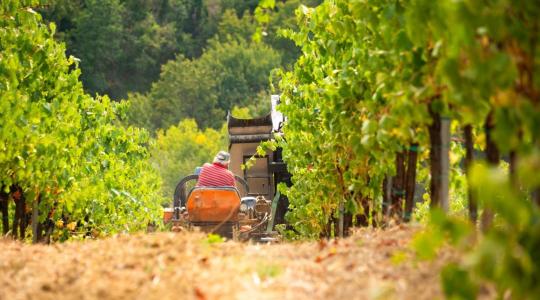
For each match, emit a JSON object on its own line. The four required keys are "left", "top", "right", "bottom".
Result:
{"left": 0, "top": 225, "right": 451, "bottom": 300}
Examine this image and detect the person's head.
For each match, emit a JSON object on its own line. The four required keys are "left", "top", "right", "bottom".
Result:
{"left": 213, "top": 151, "right": 231, "bottom": 167}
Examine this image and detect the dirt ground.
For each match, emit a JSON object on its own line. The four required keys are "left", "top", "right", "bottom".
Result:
{"left": 0, "top": 225, "right": 453, "bottom": 300}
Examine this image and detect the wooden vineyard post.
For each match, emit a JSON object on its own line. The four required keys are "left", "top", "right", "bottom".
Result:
{"left": 428, "top": 107, "right": 450, "bottom": 212}
{"left": 391, "top": 152, "right": 406, "bottom": 219}
{"left": 0, "top": 189, "right": 9, "bottom": 234}
{"left": 440, "top": 117, "right": 450, "bottom": 212}
{"left": 428, "top": 102, "right": 450, "bottom": 213}
{"left": 32, "top": 195, "right": 39, "bottom": 244}
{"left": 404, "top": 144, "right": 419, "bottom": 221}
{"left": 464, "top": 125, "right": 477, "bottom": 222}
{"left": 382, "top": 175, "right": 391, "bottom": 216}
{"left": 338, "top": 198, "right": 344, "bottom": 238}
{"left": 482, "top": 111, "right": 499, "bottom": 231}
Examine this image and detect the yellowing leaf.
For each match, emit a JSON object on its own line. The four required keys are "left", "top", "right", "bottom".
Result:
{"left": 55, "top": 220, "right": 64, "bottom": 228}
{"left": 66, "top": 222, "right": 77, "bottom": 231}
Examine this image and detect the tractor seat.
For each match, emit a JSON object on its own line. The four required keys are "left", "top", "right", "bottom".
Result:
{"left": 186, "top": 187, "right": 241, "bottom": 222}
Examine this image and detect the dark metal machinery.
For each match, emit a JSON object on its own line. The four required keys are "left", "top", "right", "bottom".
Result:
{"left": 226, "top": 102, "right": 291, "bottom": 230}
{"left": 164, "top": 96, "right": 290, "bottom": 241}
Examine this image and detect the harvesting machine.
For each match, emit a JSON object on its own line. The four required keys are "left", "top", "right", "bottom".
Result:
{"left": 163, "top": 96, "right": 291, "bottom": 242}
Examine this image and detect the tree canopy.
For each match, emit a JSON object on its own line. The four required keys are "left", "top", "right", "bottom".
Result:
{"left": 40, "top": 0, "right": 218, "bottom": 99}
{"left": 126, "top": 36, "right": 281, "bottom": 130}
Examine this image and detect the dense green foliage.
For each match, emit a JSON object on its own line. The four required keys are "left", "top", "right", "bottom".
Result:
{"left": 264, "top": 0, "right": 540, "bottom": 297}
{"left": 40, "top": 0, "right": 216, "bottom": 99}
{"left": 123, "top": 1, "right": 324, "bottom": 132}
{"left": 127, "top": 37, "right": 280, "bottom": 130}
{"left": 0, "top": 0, "right": 163, "bottom": 240}
{"left": 40, "top": 0, "right": 319, "bottom": 104}
{"left": 413, "top": 163, "right": 540, "bottom": 299}
{"left": 439, "top": 164, "right": 540, "bottom": 299}
{"left": 3, "top": 0, "right": 539, "bottom": 296}
{"left": 275, "top": 0, "right": 434, "bottom": 236}
{"left": 272, "top": 0, "right": 539, "bottom": 228}
{"left": 31, "top": 1, "right": 322, "bottom": 233}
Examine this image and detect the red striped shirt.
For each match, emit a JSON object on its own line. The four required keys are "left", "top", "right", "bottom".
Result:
{"left": 196, "top": 163, "right": 235, "bottom": 187}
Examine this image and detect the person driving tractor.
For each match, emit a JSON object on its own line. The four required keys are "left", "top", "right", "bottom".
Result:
{"left": 196, "top": 151, "right": 235, "bottom": 187}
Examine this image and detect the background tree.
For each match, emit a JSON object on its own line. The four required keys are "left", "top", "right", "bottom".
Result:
{"left": 40, "top": 0, "right": 220, "bottom": 100}
{"left": 71, "top": 0, "right": 125, "bottom": 98}
{"left": 125, "top": 37, "right": 281, "bottom": 131}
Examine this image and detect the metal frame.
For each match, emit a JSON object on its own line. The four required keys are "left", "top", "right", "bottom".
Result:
{"left": 242, "top": 155, "right": 272, "bottom": 197}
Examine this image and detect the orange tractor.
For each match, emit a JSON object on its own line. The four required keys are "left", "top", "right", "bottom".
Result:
{"left": 163, "top": 98, "right": 290, "bottom": 242}
{"left": 164, "top": 174, "right": 276, "bottom": 242}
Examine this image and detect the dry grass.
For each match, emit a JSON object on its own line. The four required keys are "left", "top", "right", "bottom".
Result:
{"left": 0, "top": 225, "right": 452, "bottom": 300}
